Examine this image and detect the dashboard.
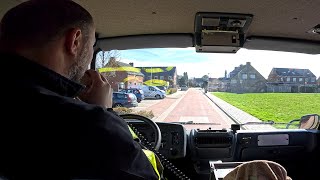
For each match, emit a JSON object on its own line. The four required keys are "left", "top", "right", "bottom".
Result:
{"left": 129, "top": 121, "right": 319, "bottom": 160}
{"left": 129, "top": 121, "right": 320, "bottom": 179}
{"left": 129, "top": 121, "right": 187, "bottom": 159}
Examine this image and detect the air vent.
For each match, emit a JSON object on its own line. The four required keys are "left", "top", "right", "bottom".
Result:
{"left": 195, "top": 136, "right": 232, "bottom": 147}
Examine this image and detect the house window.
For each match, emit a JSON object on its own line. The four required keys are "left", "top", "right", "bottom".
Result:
{"left": 249, "top": 74, "right": 256, "bottom": 79}
{"left": 311, "top": 77, "right": 316, "bottom": 82}
{"left": 299, "top": 78, "right": 303, "bottom": 82}
{"left": 154, "top": 76, "right": 158, "bottom": 79}
{"left": 168, "top": 76, "right": 172, "bottom": 80}
{"left": 242, "top": 74, "right": 247, "bottom": 79}
{"left": 287, "top": 77, "right": 290, "bottom": 82}
{"left": 160, "top": 76, "right": 164, "bottom": 80}
{"left": 293, "top": 78, "right": 296, "bottom": 82}
{"left": 231, "top": 79, "right": 237, "bottom": 84}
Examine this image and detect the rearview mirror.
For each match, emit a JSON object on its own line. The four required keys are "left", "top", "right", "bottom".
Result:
{"left": 299, "top": 114, "right": 319, "bottom": 130}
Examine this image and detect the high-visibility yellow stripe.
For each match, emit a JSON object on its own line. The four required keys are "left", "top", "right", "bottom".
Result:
{"left": 98, "top": 66, "right": 141, "bottom": 73}
{"left": 144, "top": 79, "right": 168, "bottom": 86}
{"left": 166, "top": 66, "right": 174, "bottom": 71}
{"left": 128, "top": 126, "right": 161, "bottom": 179}
{"left": 128, "top": 126, "right": 139, "bottom": 139}
{"left": 144, "top": 68, "right": 164, "bottom": 73}
{"left": 123, "top": 76, "right": 141, "bottom": 83}
{"left": 143, "top": 149, "right": 161, "bottom": 180}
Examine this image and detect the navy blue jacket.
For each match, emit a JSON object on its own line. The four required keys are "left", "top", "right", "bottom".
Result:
{"left": 0, "top": 53, "right": 158, "bottom": 180}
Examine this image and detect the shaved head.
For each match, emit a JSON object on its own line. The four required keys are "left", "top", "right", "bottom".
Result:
{"left": 0, "top": 0, "right": 93, "bottom": 49}
{"left": 0, "top": 0, "right": 96, "bottom": 82}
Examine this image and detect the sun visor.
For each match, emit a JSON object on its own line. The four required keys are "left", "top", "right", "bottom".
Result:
{"left": 97, "top": 34, "right": 193, "bottom": 51}
{"left": 244, "top": 37, "right": 320, "bottom": 54}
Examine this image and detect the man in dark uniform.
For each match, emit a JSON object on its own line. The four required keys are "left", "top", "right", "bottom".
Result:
{"left": 0, "top": 0, "right": 158, "bottom": 179}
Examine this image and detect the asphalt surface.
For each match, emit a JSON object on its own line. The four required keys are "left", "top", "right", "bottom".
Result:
{"left": 142, "top": 88, "right": 235, "bottom": 130}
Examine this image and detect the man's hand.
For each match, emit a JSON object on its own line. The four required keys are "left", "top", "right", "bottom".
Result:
{"left": 78, "top": 69, "right": 113, "bottom": 108}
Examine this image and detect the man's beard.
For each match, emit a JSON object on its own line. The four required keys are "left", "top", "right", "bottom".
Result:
{"left": 68, "top": 45, "right": 90, "bottom": 83}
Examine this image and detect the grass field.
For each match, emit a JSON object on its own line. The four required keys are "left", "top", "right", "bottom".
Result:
{"left": 212, "top": 92, "right": 320, "bottom": 123}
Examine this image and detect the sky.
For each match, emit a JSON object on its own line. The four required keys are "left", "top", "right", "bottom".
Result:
{"left": 98, "top": 48, "right": 320, "bottom": 79}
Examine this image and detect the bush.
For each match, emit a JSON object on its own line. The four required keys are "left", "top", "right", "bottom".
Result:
{"left": 134, "top": 110, "right": 154, "bottom": 119}
{"left": 113, "top": 107, "right": 154, "bottom": 119}
{"left": 113, "top": 107, "right": 133, "bottom": 114}
{"left": 167, "top": 88, "right": 177, "bottom": 94}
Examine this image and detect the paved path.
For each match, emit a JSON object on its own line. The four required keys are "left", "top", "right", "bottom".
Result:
{"left": 155, "top": 88, "right": 235, "bottom": 130}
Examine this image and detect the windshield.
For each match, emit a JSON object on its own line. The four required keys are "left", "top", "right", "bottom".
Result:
{"left": 96, "top": 48, "right": 320, "bottom": 130}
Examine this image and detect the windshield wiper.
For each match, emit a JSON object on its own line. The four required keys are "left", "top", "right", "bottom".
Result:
{"left": 171, "top": 121, "right": 221, "bottom": 125}
{"left": 240, "top": 120, "right": 275, "bottom": 126}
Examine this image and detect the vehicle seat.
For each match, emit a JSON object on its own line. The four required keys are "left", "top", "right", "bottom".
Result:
{"left": 223, "top": 160, "right": 291, "bottom": 180}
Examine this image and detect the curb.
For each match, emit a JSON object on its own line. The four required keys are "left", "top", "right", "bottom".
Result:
{"left": 202, "top": 90, "right": 245, "bottom": 129}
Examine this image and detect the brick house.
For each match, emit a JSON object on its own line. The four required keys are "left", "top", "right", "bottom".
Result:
{"left": 227, "top": 62, "right": 266, "bottom": 93}
{"left": 267, "top": 68, "right": 317, "bottom": 93}
{"left": 136, "top": 66, "right": 177, "bottom": 88}
{"left": 99, "top": 60, "right": 144, "bottom": 91}
{"left": 208, "top": 78, "right": 223, "bottom": 92}
{"left": 217, "top": 77, "right": 230, "bottom": 92}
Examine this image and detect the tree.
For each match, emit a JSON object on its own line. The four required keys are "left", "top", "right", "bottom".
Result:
{"left": 177, "top": 75, "right": 186, "bottom": 86}
{"left": 96, "top": 50, "right": 121, "bottom": 79}
{"left": 183, "top": 72, "right": 189, "bottom": 85}
{"left": 202, "top": 75, "right": 209, "bottom": 91}
{"left": 96, "top": 50, "right": 121, "bottom": 69}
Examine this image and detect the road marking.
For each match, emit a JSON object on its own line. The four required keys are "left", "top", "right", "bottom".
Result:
{"left": 153, "top": 90, "right": 188, "bottom": 122}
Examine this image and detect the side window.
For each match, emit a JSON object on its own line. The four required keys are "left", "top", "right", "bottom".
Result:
{"left": 242, "top": 74, "right": 247, "bottom": 80}
{"left": 117, "top": 94, "right": 126, "bottom": 99}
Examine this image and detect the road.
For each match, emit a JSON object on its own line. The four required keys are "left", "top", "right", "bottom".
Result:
{"left": 133, "top": 88, "right": 235, "bottom": 130}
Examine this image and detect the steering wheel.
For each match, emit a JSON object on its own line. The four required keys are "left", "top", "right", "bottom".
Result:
{"left": 120, "top": 114, "right": 162, "bottom": 151}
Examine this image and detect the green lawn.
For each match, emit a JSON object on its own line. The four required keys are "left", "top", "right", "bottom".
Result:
{"left": 212, "top": 92, "right": 320, "bottom": 123}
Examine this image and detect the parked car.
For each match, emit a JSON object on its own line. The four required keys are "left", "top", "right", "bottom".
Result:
{"left": 180, "top": 85, "right": 188, "bottom": 91}
{"left": 120, "top": 88, "right": 145, "bottom": 103}
{"left": 112, "top": 92, "right": 138, "bottom": 108}
{"left": 141, "top": 85, "right": 166, "bottom": 99}
{"left": 156, "top": 86, "right": 167, "bottom": 92}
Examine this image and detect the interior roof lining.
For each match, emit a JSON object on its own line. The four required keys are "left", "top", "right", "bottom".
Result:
{"left": 96, "top": 34, "right": 320, "bottom": 54}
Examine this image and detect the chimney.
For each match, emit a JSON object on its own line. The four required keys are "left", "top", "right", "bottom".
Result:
{"left": 129, "top": 62, "right": 134, "bottom": 67}
{"left": 246, "top": 62, "right": 251, "bottom": 66}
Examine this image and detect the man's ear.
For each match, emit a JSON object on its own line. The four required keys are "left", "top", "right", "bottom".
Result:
{"left": 65, "top": 28, "right": 82, "bottom": 56}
